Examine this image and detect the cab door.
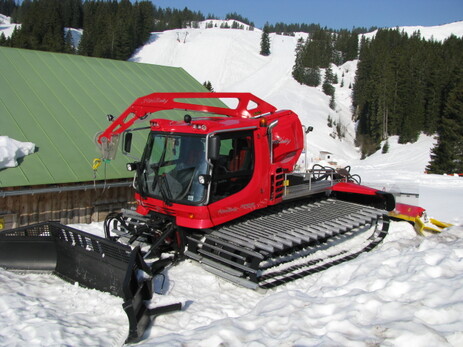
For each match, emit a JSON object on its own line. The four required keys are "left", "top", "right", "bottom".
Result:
{"left": 208, "top": 130, "right": 268, "bottom": 226}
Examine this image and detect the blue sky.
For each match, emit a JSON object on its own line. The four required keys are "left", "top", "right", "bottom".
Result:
{"left": 151, "top": 0, "right": 463, "bottom": 30}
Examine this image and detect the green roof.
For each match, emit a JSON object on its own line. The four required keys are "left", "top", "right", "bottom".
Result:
{"left": 0, "top": 47, "right": 208, "bottom": 188}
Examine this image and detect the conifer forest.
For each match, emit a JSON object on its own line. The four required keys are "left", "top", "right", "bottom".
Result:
{"left": 1, "top": 0, "right": 462, "bottom": 173}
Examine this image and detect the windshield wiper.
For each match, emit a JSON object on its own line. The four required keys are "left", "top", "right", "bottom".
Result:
{"left": 152, "top": 137, "right": 173, "bottom": 206}
{"left": 158, "top": 174, "right": 173, "bottom": 206}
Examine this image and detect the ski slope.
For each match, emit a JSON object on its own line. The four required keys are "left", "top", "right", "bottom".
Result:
{"left": 130, "top": 26, "right": 359, "bottom": 161}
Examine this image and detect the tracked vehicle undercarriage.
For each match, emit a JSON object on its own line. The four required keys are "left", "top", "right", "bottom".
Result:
{"left": 186, "top": 197, "right": 389, "bottom": 289}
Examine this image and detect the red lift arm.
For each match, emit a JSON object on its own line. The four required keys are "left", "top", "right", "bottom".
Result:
{"left": 97, "top": 92, "right": 277, "bottom": 145}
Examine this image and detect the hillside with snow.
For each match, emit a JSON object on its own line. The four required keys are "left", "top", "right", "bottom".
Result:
{"left": 130, "top": 26, "right": 359, "bottom": 161}
{"left": 129, "top": 20, "right": 463, "bottom": 165}
{"left": 1, "top": 17, "right": 463, "bottom": 347}
{"left": 363, "top": 20, "right": 463, "bottom": 42}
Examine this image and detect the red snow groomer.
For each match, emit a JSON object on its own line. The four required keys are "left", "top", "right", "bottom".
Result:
{"left": 0, "top": 93, "right": 396, "bottom": 342}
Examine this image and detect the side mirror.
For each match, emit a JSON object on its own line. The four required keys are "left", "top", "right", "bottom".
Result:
{"left": 208, "top": 136, "right": 220, "bottom": 161}
{"left": 123, "top": 132, "right": 133, "bottom": 153}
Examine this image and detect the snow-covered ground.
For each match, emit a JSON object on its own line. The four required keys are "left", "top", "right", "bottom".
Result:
{"left": 1, "top": 18, "right": 463, "bottom": 346}
{"left": 1, "top": 177, "right": 462, "bottom": 346}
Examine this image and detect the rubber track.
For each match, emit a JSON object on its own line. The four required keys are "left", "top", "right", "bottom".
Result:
{"left": 185, "top": 198, "right": 389, "bottom": 289}
{"left": 258, "top": 226, "right": 388, "bottom": 289}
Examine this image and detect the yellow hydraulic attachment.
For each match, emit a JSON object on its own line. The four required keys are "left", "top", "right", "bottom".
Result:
{"left": 389, "top": 203, "right": 453, "bottom": 235}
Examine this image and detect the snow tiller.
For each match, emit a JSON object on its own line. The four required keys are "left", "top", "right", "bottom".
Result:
{"left": 0, "top": 92, "right": 396, "bottom": 342}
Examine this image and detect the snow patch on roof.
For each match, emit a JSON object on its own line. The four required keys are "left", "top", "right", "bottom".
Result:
{"left": 0, "top": 136, "right": 35, "bottom": 169}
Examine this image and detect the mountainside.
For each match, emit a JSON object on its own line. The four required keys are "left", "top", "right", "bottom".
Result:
{"left": 130, "top": 25, "right": 359, "bottom": 161}
{"left": 363, "top": 20, "right": 463, "bottom": 42}
{"left": 129, "top": 20, "right": 463, "bottom": 165}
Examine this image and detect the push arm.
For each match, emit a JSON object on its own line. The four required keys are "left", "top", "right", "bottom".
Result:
{"left": 97, "top": 92, "right": 277, "bottom": 145}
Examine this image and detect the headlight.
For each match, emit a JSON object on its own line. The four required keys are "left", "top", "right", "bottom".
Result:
{"left": 126, "top": 162, "right": 138, "bottom": 171}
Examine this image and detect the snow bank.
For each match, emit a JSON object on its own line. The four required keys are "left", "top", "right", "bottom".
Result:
{"left": 171, "top": 224, "right": 461, "bottom": 347}
{"left": 354, "top": 134, "right": 436, "bottom": 174}
{"left": 351, "top": 134, "right": 463, "bottom": 225}
{"left": 0, "top": 270, "right": 128, "bottom": 346}
{"left": 1, "top": 220, "right": 460, "bottom": 347}
{"left": 0, "top": 136, "right": 35, "bottom": 169}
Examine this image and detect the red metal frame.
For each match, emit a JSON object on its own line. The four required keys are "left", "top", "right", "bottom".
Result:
{"left": 331, "top": 182, "right": 378, "bottom": 196}
{"left": 97, "top": 92, "right": 277, "bottom": 144}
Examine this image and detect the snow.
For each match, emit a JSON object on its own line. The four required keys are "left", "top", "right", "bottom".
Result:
{"left": 0, "top": 136, "right": 35, "bottom": 169}
{"left": 130, "top": 28, "right": 357, "bottom": 161}
{"left": 1, "top": 18, "right": 463, "bottom": 346}
{"left": 65, "top": 27, "right": 83, "bottom": 49}
{"left": 351, "top": 135, "right": 463, "bottom": 225}
{"left": 0, "top": 13, "right": 19, "bottom": 38}
{"left": 363, "top": 21, "right": 463, "bottom": 42}
{"left": 3, "top": 213, "right": 463, "bottom": 346}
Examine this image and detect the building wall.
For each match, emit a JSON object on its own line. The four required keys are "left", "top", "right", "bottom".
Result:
{"left": 0, "top": 181, "right": 135, "bottom": 230}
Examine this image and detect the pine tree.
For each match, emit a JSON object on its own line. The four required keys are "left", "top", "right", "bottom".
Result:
{"left": 329, "top": 94, "right": 336, "bottom": 110}
{"left": 302, "top": 29, "right": 333, "bottom": 68}
{"left": 203, "top": 81, "right": 214, "bottom": 91}
{"left": 427, "top": 74, "right": 463, "bottom": 174}
{"left": 260, "top": 24, "right": 270, "bottom": 56}
{"left": 322, "top": 80, "right": 334, "bottom": 96}
{"left": 322, "top": 67, "right": 335, "bottom": 96}
{"left": 225, "top": 12, "right": 254, "bottom": 27}
{"left": 352, "top": 29, "right": 463, "bottom": 156}
{"left": 306, "top": 67, "right": 321, "bottom": 87}
{"left": 327, "top": 114, "right": 333, "bottom": 128}
{"left": 11, "top": 0, "right": 65, "bottom": 52}
{"left": 0, "top": 0, "right": 17, "bottom": 16}
{"left": 64, "top": 29, "right": 75, "bottom": 53}
{"left": 382, "top": 140, "right": 389, "bottom": 154}
{"left": 0, "top": 32, "right": 7, "bottom": 46}
{"left": 61, "top": 0, "right": 83, "bottom": 29}
{"left": 292, "top": 37, "right": 305, "bottom": 83}
{"left": 324, "top": 66, "right": 335, "bottom": 84}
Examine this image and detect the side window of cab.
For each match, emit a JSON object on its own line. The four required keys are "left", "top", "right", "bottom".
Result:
{"left": 211, "top": 131, "right": 254, "bottom": 202}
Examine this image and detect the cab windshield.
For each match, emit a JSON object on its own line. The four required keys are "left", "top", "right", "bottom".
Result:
{"left": 138, "top": 133, "right": 209, "bottom": 205}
